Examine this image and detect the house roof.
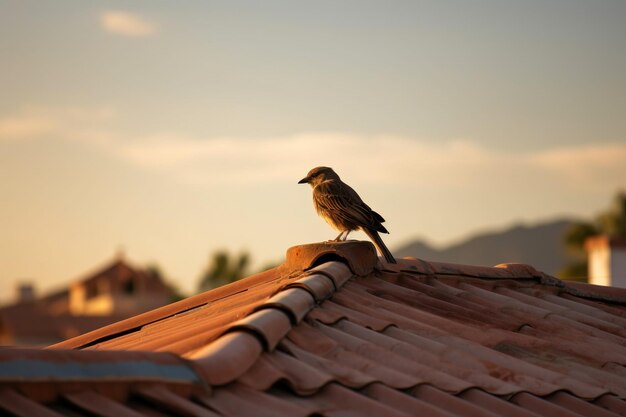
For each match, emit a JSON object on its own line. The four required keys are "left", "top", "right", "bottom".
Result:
{"left": 0, "top": 257, "right": 172, "bottom": 346}
{"left": 2, "top": 241, "right": 626, "bottom": 416}
{"left": 74, "top": 257, "right": 170, "bottom": 293}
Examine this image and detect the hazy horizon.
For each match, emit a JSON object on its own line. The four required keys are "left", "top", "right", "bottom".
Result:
{"left": 1, "top": 214, "right": 587, "bottom": 302}
{"left": 1, "top": 1, "right": 625, "bottom": 300}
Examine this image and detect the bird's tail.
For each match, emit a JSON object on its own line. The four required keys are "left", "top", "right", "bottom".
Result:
{"left": 363, "top": 228, "right": 397, "bottom": 264}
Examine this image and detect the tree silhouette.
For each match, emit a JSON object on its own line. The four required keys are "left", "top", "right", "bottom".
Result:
{"left": 561, "top": 191, "right": 626, "bottom": 280}
{"left": 597, "top": 191, "right": 626, "bottom": 236}
{"left": 197, "top": 250, "right": 250, "bottom": 292}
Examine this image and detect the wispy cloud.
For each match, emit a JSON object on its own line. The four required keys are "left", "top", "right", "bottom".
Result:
{"left": 110, "top": 132, "right": 626, "bottom": 193}
{"left": 531, "top": 144, "right": 626, "bottom": 189}
{"left": 0, "top": 112, "right": 57, "bottom": 141}
{"left": 1, "top": 106, "right": 624, "bottom": 194}
{"left": 100, "top": 11, "right": 157, "bottom": 37}
{"left": 0, "top": 106, "right": 115, "bottom": 142}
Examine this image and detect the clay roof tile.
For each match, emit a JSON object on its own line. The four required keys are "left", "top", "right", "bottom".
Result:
{"left": 2, "top": 241, "right": 626, "bottom": 416}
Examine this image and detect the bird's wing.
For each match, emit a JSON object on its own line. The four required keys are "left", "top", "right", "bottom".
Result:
{"left": 314, "top": 180, "right": 383, "bottom": 230}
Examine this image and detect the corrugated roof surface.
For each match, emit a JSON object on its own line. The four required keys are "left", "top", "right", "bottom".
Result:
{"left": 3, "top": 241, "right": 626, "bottom": 416}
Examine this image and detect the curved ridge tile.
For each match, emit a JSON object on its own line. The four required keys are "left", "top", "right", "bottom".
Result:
{"left": 494, "top": 263, "right": 544, "bottom": 278}
{"left": 564, "top": 281, "right": 626, "bottom": 305}
{"left": 189, "top": 332, "right": 263, "bottom": 385}
{"left": 428, "top": 262, "right": 520, "bottom": 279}
{"left": 186, "top": 261, "right": 354, "bottom": 387}
{"left": 227, "top": 309, "right": 292, "bottom": 351}
{"left": 305, "top": 261, "right": 353, "bottom": 288}
{"left": 254, "top": 288, "right": 316, "bottom": 324}
{"left": 390, "top": 257, "right": 437, "bottom": 275}
{"left": 284, "top": 274, "right": 335, "bottom": 302}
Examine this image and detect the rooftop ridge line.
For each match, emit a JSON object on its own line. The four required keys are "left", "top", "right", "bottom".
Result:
{"left": 187, "top": 260, "right": 354, "bottom": 386}
{"left": 47, "top": 266, "right": 283, "bottom": 350}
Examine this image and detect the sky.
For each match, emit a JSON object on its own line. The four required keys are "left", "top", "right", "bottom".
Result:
{"left": 1, "top": 1, "right": 625, "bottom": 300}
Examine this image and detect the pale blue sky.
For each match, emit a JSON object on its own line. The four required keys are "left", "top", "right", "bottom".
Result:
{"left": 1, "top": 1, "right": 625, "bottom": 298}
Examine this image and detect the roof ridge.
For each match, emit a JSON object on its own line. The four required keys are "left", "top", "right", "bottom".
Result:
{"left": 563, "top": 281, "right": 626, "bottom": 305}
{"left": 187, "top": 260, "right": 353, "bottom": 386}
{"left": 389, "top": 258, "right": 552, "bottom": 280}
{"left": 48, "top": 266, "right": 285, "bottom": 350}
{"left": 48, "top": 242, "right": 372, "bottom": 351}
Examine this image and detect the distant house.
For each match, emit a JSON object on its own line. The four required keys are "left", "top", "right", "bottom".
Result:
{"left": 585, "top": 235, "right": 626, "bottom": 288}
{"left": 68, "top": 256, "right": 173, "bottom": 316}
{"left": 0, "top": 256, "right": 174, "bottom": 346}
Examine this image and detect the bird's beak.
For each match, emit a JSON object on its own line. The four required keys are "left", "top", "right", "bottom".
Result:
{"left": 298, "top": 176, "right": 309, "bottom": 184}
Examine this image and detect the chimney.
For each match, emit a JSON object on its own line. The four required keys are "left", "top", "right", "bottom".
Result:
{"left": 585, "top": 235, "right": 626, "bottom": 288}
{"left": 16, "top": 282, "right": 36, "bottom": 303}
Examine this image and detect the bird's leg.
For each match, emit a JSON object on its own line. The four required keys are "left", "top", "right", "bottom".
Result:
{"left": 333, "top": 231, "right": 345, "bottom": 241}
{"left": 342, "top": 231, "right": 351, "bottom": 241}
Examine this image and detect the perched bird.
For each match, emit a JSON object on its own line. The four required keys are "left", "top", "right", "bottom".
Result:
{"left": 298, "top": 166, "right": 397, "bottom": 264}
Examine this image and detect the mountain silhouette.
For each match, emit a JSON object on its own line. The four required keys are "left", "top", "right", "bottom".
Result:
{"left": 394, "top": 219, "right": 579, "bottom": 277}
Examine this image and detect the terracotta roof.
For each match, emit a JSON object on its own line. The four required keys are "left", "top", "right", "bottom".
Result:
{"left": 2, "top": 241, "right": 626, "bottom": 416}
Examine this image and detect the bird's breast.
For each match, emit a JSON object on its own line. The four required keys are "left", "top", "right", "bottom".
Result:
{"left": 313, "top": 195, "right": 355, "bottom": 232}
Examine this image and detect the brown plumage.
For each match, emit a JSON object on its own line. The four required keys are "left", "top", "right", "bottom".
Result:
{"left": 298, "top": 166, "right": 397, "bottom": 264}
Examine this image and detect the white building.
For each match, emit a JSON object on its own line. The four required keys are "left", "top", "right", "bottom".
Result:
{"left": 585, "top": 235, "right": 626, "bottom": 288}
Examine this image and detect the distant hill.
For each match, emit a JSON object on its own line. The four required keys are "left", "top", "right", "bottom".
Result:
{"left": 394, "top": 219, "right": 579, "bottom": 277}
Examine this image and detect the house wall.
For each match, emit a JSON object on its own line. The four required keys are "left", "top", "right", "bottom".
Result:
{"left": 588, "top": 244, "right": 611, "bottom": 287}
{"left": 72, "top": 292, "right": 170, "bottom": 316}
{"left": 80, "top": 294, "right": 114, "bottom": 315}
{"left": 610, "top": 247, "right": 626, "bottom": 288}
{"left": 69, "top": 284, "right": 86, "bottom": 315}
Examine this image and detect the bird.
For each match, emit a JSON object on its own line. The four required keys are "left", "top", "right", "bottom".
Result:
{"left": 298, "top": 166, "right": 397, "bottom": 264}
